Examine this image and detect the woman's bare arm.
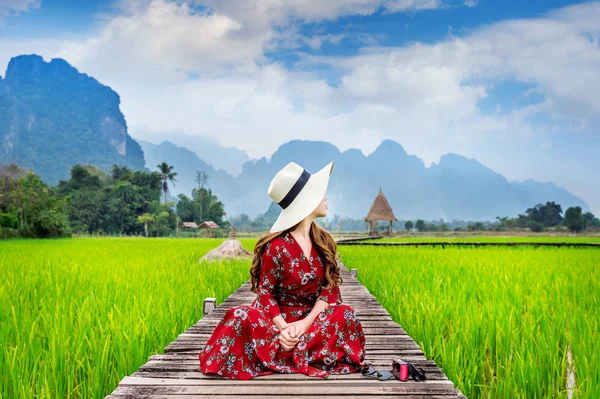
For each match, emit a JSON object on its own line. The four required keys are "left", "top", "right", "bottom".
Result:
{"left": 272, "top": 314, "right": 288, "bottom": 330}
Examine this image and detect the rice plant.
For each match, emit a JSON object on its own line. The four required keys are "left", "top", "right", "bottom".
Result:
{"left": 0, "top": 237, "right": 253, "bottom": 398}
{"left": 339, "top": 245, "right": 599, "bottom": 398}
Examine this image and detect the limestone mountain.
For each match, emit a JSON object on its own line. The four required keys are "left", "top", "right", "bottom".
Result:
{"left": 0, "top": 54, "right": 145, "bottom": 183}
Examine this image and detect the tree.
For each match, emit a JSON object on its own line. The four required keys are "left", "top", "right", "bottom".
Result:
{"left": 31, "top": 208, "right": 71, "bottom": 238}
{"left": 153, "top": 211, "right": 172, "bottom": 237}
{"left": 564, "top": 206, "right": 585, "bottom": 232}
{"left": 525, "top": 201, "right": 563, "bottom": 227}
{"left": 111, "top": 165, "right": 133, "bottom": 182}
{"left": 138, "top": 213, "right": 155, "bottom": 238}
{"left": 529, "top": 221, "right": 544, "bottom": 232}
{"left": 0, "top": 165, "right": 70, "bottom": 238}
{"left": 66, "top": 189, "right": 103, "bottom": 233}
{"left": 68, "top": 165, "right": 103, "bottom": 191}
{"left": 415, "top": 219, "right": 426, "bottom": 232}
{"left": 194, "top": 171, "right": 209, "bottom": 220}
{"left": 472, "top": 222, "right": 485, "bottom": 231}
{"left": 157, "top": 162, "right": 177, "bottom": 205}
{"left": 540, "top": 201, "right": 563, "bottom": 227}
{"left": 404, "top": 220, "right": 413, "bottom": 231}
{"left": 176, "top": 193, "right": 196, "bottom": 222}
{"left": 55, "top": 164, "right": 163, "bottom": 235}
{"left": 199, "top": 188, "right": 229, "bottom": 228}
{"left": 583, "top": 212, "right": 600, "bottom": 228}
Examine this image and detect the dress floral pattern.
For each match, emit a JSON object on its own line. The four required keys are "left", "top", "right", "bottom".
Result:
{"left": 198, "top": 231, "right": 366, "bottom": 379}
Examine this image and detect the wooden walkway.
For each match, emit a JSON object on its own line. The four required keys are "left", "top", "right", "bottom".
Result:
{"left": 106, "top": 261, "right": 466, "bottom": 398}
{"left": 338, "top": 241, "right": 600, "bottom": 248}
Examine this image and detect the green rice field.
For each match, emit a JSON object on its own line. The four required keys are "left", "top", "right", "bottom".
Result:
{"left": 342, "top": 245, "right": 599, "bottom": 398}
{"left": 0, "top": 238, "right": 251, "bottom": 399}
{"left": 362, "top": 235, "right": 600, "bottom": 243}
{"left": 0, "top": 237, "right": 598, "bottom": 398}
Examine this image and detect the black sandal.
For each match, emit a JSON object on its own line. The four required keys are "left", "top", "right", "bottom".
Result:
{"left": 407, "top": 362, "right": 427, "bottom": 382}
{"left": 361, "top": 364, "right": 378, "bottom": 379}
{"left": 362, "top": 364, "right": 395, "bottom": 381}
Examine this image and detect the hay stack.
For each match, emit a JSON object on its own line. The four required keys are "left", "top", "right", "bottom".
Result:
{"left": 200, "top": 227, "right": 254, "bottom": 262}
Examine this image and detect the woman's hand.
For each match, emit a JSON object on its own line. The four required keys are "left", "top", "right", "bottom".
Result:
{"left": 278, "top": 325, "right": 298, "bottom": 351}
{"left": 284, "top": 318, "right": 312, "bottom": 340}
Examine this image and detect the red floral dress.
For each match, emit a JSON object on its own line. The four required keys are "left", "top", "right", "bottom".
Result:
{"left": 198, "top": 231, "right": 366, "bottom": 379}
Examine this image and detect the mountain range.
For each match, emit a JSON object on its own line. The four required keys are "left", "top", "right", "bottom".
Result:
{"left": 0, "top": 54, "right": 590, "bottom": 221}
{"left": 139, "top": 138, "right": 590, "bottom": 221}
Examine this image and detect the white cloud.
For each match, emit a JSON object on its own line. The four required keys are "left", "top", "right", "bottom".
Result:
{"left": 0, "top": 0, "right": 40, "bottom": 22}
{"left": 199, "top": 0, "right": 457, "bottom": 25}
{"left": 304, "top": 34, "right": 347, "bottom": 50}
{"left": 384, "top": 0, "right": 443, "bottom": 13}
{"left": 52, "top": 0, "right": 270, "bottom": 83}
{"left": 201, "top": 0, "right": 382, "bottom": 23}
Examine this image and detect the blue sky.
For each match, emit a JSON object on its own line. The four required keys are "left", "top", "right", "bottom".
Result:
{"left": 0, "top": 0, "right": 599, "bottom": 214}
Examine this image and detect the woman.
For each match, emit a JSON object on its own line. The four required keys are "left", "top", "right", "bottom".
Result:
{"left": 199, "top": 160, "right": 366, "bottom": 379}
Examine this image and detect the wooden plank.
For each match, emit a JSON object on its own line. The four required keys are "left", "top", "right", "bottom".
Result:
{"left": 118, "top": 376, "right": 455, "bottom": 387}
{"left": 108, "top": 396, "right": 462, "bottom": 399}
{"left": 112, "top": 377, "right": 460, "bottom": 394}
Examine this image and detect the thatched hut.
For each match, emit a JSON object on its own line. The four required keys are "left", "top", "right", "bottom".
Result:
{"left": 181, "top": 221, "right": 199, "bottom": 230}
{"left": 199, "top": 221, "right": 220, "bottom": 237}
{"left": 365, "top": 188, "right": 397, "bottom": 236}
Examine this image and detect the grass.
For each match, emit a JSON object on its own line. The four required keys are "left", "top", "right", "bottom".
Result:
{"left": 338, "top": 245, "right": 599, "bottom": 398}
{"left": 0, "top": 237, "right": 253, "bottom": 399}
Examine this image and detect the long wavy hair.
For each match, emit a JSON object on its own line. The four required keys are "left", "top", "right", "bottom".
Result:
{"left": 250, "top": 220, "right": 342, "bottom": 294}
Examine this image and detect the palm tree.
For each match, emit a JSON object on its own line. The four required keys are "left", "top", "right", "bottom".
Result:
{"left": 157, "top": 162, "right": 178, "bottom": 205}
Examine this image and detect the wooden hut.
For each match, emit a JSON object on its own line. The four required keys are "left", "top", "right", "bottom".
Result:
{"left": 181, "top": 221, "right": 199, "bottom": 230}
{"left": 198, "top": 221, "right": 220, "bottom": 238}
{"left": 365, "top": 188, "right": 397, "bottom": 237}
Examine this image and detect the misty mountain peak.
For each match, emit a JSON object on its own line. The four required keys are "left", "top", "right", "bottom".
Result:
{"left": 270, "top": 140, "right": 341, "bottom": 169}
{"left": 367, "top": 139, "right": 425, "bottom": 172}
{"left": 436, "top": 153, "right": 494, "bottom": 174}
{"left": 369, "top": 139, "right": 408, "bottom": 157}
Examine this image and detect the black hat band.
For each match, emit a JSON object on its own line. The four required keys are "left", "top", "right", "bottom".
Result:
{"left": 278, "top": 169, "right": 311, "bottom": 209}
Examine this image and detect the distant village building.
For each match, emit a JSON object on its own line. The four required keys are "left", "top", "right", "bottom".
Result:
{"left": 181, "top": 222, "right": 199, "bottom": 230}
{"left": 365, "top": 188, "right": 398, "bottom": 237}
{"left": 199, "top": 221, "right": 220, "bottom": 237}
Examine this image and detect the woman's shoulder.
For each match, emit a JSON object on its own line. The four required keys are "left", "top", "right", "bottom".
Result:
{"left": 269, "top": 233, "right": 292, "bottom": 247}
{"left": 264, "top": 234, "right": 290, "bottom": 253}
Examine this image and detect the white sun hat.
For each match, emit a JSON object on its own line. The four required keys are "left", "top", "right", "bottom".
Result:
{"left": 267, "top": 160, "right": 334, "bottom": 234}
